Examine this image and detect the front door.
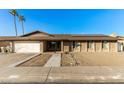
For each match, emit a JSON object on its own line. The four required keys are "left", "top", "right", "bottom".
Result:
{"left": 46, "top": 41, "right": 61, "bottom": 52}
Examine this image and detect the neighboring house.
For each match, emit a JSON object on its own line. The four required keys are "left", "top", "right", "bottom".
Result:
{"left": 109, "top": 33, "right": 124, "bottom": 52}
{"left": 0, "top": 42, "right": 10, "bottom": 47}
{"left": 0, "top": 30, "right": 119, "bottom": 53}
{"left": 0, "top": 41, "right": 10, "bottom": 52}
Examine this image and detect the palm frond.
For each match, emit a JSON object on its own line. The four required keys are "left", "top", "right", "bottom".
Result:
{"left": 19, "top": 15, "right": 25, "bottom": 22}
{"left": 9, "top": 9, "right": 18, "bottom": 16}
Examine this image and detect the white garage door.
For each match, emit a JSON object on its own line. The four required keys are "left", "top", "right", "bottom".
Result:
{"left": 14, "top": 42, "right": 40, "bottom": 53}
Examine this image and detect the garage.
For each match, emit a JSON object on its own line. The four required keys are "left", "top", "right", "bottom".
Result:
{"left": 14, "top": 41, "right": 41, "bottom": 53}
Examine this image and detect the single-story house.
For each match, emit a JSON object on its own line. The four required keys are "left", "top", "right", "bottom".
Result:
{"left": 0, "top": 30, "right": 120, "bottom": 53}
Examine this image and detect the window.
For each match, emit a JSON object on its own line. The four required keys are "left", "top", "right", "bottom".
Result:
{"left": 73, "top": 41, "right": 76, "bottom": 48}
{"left": 102, "top": 41, "right": 108, "bottom": 49}
{"left": 73, "top": 41, "right": 80, "bottom": 48}
{"left": 88, "top": 41, "right": 94, "bottom": 49}
{"left": 118, "top": 42, "right": 123, "bottom": 52}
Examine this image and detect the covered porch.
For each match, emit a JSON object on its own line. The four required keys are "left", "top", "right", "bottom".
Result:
{"left": 43, "top": 40, "right": 74, "bottom": 53}
{"left": 44, "top": 41, "right": 62, "bottom": 52}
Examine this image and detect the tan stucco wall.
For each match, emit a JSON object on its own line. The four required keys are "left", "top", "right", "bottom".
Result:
{"left": 81, "top": 42, "right": 87, "bottom": 52}
{"left": 95, "top": 42, "right": 102, "bottom": 52}
{"left": 63, "top": 41, "right": 70, "bottom": 52}
{"left": 109, "top": 42, "right": 117, "bottom": 52}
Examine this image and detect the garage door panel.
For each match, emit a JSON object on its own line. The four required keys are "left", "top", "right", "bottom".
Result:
{"left": 14, "top": 43, "right": 40, "bottom": 53}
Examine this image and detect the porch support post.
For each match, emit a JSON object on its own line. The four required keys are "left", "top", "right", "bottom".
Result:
{"left": 40, "top": 41, "right": 44, "bottom": 53}
{"left": 11, "top": 41, "right": 15, "bottom": 53}
{"left": 71, "top": 41, "right": 73, "bottom": 52}
{"left": 61, "top": 41, "right": 63, "bottom": 52}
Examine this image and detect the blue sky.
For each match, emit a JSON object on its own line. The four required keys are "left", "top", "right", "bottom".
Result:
{"left": 0, "top": 9, "right": 124, "bottom": 36}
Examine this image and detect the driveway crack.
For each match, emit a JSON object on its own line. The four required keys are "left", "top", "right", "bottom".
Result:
{"left": 44, "top": 67, "right": 52, "bottom": 83}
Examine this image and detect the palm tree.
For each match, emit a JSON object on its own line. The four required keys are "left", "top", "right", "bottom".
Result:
{"left": 9, "top": 9, "right": 18, "bottom": 36}
{"left": 19, "top": 15, "right": 25, "bottom": 35}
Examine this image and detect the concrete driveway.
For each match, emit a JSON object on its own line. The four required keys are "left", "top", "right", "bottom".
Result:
{"left": 0, "top": 53, "right": 35, "bottom": 67}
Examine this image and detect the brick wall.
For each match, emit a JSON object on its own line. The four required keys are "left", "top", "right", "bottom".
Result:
{"left": 81, "top": 41, "right": 87, "bottom": 52}
{"left": 62, "top": 40, "right": 117, "bottom": 53}
{"left": 95, "top": 42, "right": 102, "bottom": 52}
{"left": 109, "top": 42, "right": 117, "bottom": 52}
{"left": 63, "top": 41, "right": 70, "bottom": 52}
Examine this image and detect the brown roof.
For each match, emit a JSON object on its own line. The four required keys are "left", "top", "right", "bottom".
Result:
{"left": 53, "top": 34, "right": 118, "bottom": 41}
{"left": 0, "top": 31, "right": 118, "bottom": 41}
{"left": 21, "top": 30, "right": 53, "bottom": 37}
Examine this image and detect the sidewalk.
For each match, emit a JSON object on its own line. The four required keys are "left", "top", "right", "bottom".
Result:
{"left": 0, "top": 66, "right": 124, "bottom": 83}
{"left": 44, "top": 53, "right": 61, "bottom": 67}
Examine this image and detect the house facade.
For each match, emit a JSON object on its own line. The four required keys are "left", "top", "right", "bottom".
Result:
{"left": 0, "top": 30, "right": 119, "bottom": 53}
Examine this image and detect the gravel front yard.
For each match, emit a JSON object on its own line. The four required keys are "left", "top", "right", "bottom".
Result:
{"left": 61, "top": 53, "right": 75, "bottom": 66}
{"left": 74, "top": 52, "right": 124, "bottom": 66}
{"left": 61, "top": 52, "right": 124, "bottom": 66}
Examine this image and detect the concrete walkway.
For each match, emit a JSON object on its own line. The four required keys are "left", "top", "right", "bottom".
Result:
{"left": 44, "top": 53, "right": 61, "bottom": 67}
